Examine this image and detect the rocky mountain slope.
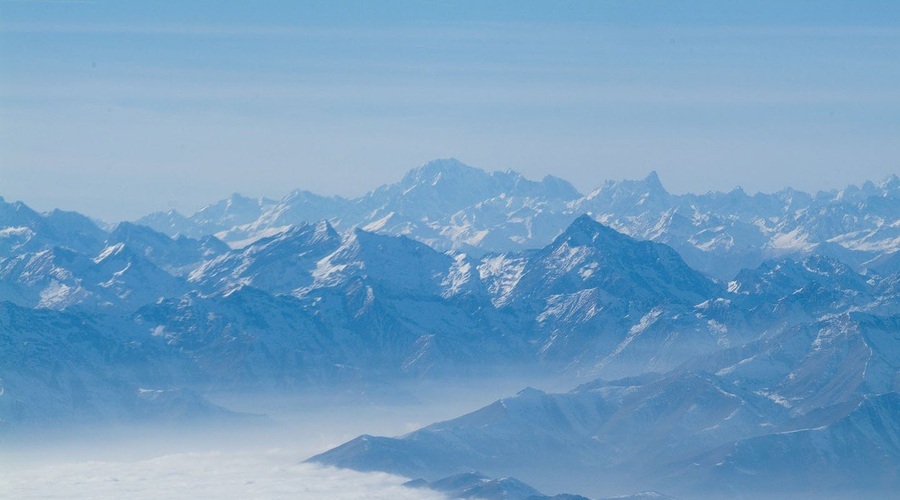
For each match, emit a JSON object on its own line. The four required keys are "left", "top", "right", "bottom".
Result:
{"left": 311, "top": 313, "right": 900, "bottom": 498}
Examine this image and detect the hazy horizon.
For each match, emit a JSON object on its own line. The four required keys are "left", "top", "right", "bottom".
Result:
{"left": 2, "top": 1, "right": 899, "bottom": 220}
{"left": 2, "top": 157, "right": 898, "bottom": 223}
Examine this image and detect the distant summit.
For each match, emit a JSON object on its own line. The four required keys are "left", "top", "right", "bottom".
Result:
{"left": 127, "top": 160, "right": 900, "bottom": 280}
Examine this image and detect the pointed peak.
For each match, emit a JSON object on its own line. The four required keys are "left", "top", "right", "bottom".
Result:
{"left": 421, "top": 157, "right": 468, "bottom": 170}
{"left": 539, "top": 174, "right": 582, "bottom": 199}
{"left": 500, "top": 168, "right": 528, "bottom": 184}
{"left": 516, "top": 387, "right": 546, "bottom": 398}
{"left": 8, "top": 199, "right": 37, "bottom": 215}
{"left": 223, "top": 192, "right": 258, "bottom": 205}
{"left": 590, "top": 171, "right": 670, "bottom": 199}
{"left": 542, "top": 174, "right": 563, "bottom": 182}
{"left": 112, "top": 220, "right": 139, "bottom": 231}
{"left": 556, "top": 214, "right": 628, "bottom": 247}
{"left": 402, "top": 158, "right": 482, "bottom": 184}
{"left": 567, "top": 214, "right": 611, "bottom": 234}
{"left": 281, "top": 220, "right": 340, "bottom": 242}
{"left": 572, "top": 213, "right": 598, "bottom": 226}
{"left": 283, "top": 188, "right": 339, "bottom": 204}
{"left": 313, "top": 219, "right": 340, "bottom": 241}
{"left": 287, "top": 188, "right": 314, "bottom": 198}
{"left": 641, "top": 170, "right": 668, "bottom": 192}
{"left": 415, "top": 158, "right": 471, "bottom": 176}
{"left": 348, "top": 225, "right": 382, "bottom": 247}
{"left": 877, "top": 173, "right": 900, "bottom": 190}
{"left": 108, "top": 221, "right": 139, "bottom": 239}
{"left": 110, "top": 220, "right": 170, "bottom": 239}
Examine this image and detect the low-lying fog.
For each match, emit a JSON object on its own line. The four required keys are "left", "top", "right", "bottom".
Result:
{"left": 1, "top": 375, "right": 578, "bottom": 499}
{"left": 2, "top": 452, "right": 448, "bottom": 500}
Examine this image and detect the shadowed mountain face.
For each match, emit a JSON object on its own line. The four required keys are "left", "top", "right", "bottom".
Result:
{"left": 0, "top": 199, "right": 108, "bottom": 256}
{"left": 0, "top": 302, "right": 234, "bottom": 423}
{"left": 311, "top": 313, "right": 900, "bottom": 498}
{"left": 1, "top": 207, "right": 739, "bottom": 423}
{"left": 2, "top": 162, "right": 900, "bottom": 499}
{"left": 3, "top": 175, "right": 899, "bottom": 421}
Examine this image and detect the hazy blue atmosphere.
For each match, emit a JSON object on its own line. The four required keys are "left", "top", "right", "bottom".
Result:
{"left": 3, "top": 4, "right": 900, "bottom": 499}
{"left": 1, "top": 1, "right": 899, "bottom": 220}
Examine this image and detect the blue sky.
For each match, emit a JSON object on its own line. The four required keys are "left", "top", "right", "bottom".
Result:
{"left": 1, "top": 1, "right": 899, "bottom": 220}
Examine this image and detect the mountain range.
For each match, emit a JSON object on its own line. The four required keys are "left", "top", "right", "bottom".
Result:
{"left": 2, "top": 159, "right": 898, "bottom": 498}
{"left": 136, "top": 158, "right": 900, "bottom": 280}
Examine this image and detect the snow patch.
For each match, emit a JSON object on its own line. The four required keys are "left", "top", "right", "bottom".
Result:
{"left": 477, "top": 254, "right": 525, "bottom": 307}
{"left": 94, "top": 243, "right": 126, "bottom": 263}
{"left": 441, "top": 253, "right": 472, "bottom": 298}
{"left": 0, "top": 226, "right": 33, "bottom": 238}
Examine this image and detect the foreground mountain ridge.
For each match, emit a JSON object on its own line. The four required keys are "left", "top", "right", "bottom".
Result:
{"left": 311, "top": 312, "right": 900, "bottom": 498}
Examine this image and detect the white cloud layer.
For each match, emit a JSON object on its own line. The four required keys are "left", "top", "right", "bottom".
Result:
{"left": 0, "top": 449, "right": 449, "bottom": 500}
